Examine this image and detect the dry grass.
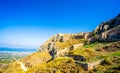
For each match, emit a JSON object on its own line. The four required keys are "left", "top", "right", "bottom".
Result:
{"left": 21, "top": 52, "right": 51, "bottom": 68}
{"left": 55, "top": 39, "right": 84, "bottom": 50}
{"left": 26, "top": 57, "right": 85, "bottom": 73}
{"left": 1, "top": 62, "right": 25, "bottom": 73}
{"left": 69, "top": 48, "right": 100, "bottom": 61}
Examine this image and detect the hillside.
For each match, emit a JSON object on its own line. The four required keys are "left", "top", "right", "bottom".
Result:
{"left": 0, "top": 14, "right": 120, "bottom": 73}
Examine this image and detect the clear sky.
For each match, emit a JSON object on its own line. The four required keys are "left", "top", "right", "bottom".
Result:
{"left": 0, "top": 0, "right": 120, "bottom": 49}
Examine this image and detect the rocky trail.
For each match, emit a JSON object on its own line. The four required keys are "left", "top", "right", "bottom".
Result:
{"left": 17, "top": 61, "right": 28, "bottom": 71}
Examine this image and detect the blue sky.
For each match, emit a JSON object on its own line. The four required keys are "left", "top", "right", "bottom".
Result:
{"left": 0, "top": 0, "right": 120, "bottom": 49}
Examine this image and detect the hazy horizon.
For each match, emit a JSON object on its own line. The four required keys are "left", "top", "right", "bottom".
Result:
{"left": 0, "top": 0, "right": 120, "bottom": 49}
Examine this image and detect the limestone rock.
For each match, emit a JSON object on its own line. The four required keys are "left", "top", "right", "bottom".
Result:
{"left": 101, "top": 25, "right": 120, "bottom": 41}
{"left": 94, "top": 14, "right": 120, "bottom": 34}
{"left": 89, "top": 14, "right": 120, "bottom": 43}
{"left": 39, "top": 33, "right": 73, "bottom": 51}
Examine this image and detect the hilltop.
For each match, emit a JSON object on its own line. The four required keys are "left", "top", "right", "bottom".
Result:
{"left": 0, "top": 14, "right": 120, "bottom": 73}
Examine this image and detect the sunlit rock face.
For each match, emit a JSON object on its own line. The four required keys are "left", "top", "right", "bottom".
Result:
{"left": 94, "top": 14, "right": 120, "bottom": 34}
{"left": 38, "top": 33, "right": 75, "bottom": 59}
{"left": 39, "top": 33, "right": 73, "bottom": 51}
{"left": 101, "top": 25, "right": 120, "bottom": 41}
{"left": 89, "top": 14, "right": 120, "bottom": 42}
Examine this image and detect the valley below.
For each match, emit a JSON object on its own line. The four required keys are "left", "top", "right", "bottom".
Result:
{"left": 0, "top": 51, "right": 33, "bottom": 64}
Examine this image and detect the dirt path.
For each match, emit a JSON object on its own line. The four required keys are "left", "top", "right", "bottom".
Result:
{"left": 17, "top": 61, "right": 28, "bottom": 71}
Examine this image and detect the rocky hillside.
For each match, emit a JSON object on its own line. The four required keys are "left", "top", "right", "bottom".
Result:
{"left": 93, "top": 14, "right": 120, "bottom": 42}
{"left": 0, "top": 14, "right": 120, "bottom": 73}
{"left": 38, "top": 14, "right": 120, "bottom": 60}
{"left": 94, "top": 14, "right": 120, "bottom": 34}
{"left": 39, "top": 33, "right": 91, "bottom": 57}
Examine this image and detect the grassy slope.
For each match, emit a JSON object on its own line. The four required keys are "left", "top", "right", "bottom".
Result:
{"left": 89, "top": 56, "right": 120, "bottom": 73}
{"left": 21, "top": 52, "right": 51, "bottom": 68}
{"left": 1, "top": 62, "right": 24, "bottom": 73}
{"left": 26, "top": 41, "right": 120, "bottom": 73}
{"left": 26, "top": 57, "right": 86, "bottom": 73}
{"left": 55, "top": 39, "right": 84, "bottom": 50}
{"left": 1, "top": 41, "right": 120, "bottom": 73}
{"left": 1, "top": 51, "right": 51, "bottom": 73}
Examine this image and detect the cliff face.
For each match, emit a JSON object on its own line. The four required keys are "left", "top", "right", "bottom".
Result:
{"left": 94, "top": 14, "right": 120, "bottom": 34}
{"left": 87, "top": 14, "right": 120, "bottom": 43}
{"left": 93, "top": 14, "right": 120, "bottom": 41}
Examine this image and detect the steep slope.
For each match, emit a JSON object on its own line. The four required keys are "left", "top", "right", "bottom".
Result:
{"left": 38, "top": 33, "right": 91, "bottom": 59}
{"left": 93, "top": 14, "right": 120, "bottom": 41}
{"left": 94, "top": 14, "right": 120, "bottom": 34}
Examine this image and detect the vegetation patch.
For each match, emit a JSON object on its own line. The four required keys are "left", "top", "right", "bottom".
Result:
{"left": 89, "top": 56, "right": 120, "bottom": 73}
{"left": 21, "top": 52, "right": 51, "bottom": 68}
{"left": 69, "top": 48, "right": 100, "bottom": 62}
{"left": 26, "top": 57, "right": 85, "bottom": 73}
{"left": 55, "top": 39, "right": 84, "bottom": 49}
{"left": 1, "top": 62, "right": 25, "bottom": 73}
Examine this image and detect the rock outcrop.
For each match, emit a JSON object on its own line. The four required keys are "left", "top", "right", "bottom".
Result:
{"left": 101, "top": 25, "right": 120, "bottom": 41}
{"left": 88, "top": 14, "right": 120, "bottom": 43}
{"left": 94, "top": 14, "right": 120, "bottom": 34}
{"left": 39, "top": 33, "right": 73, "bottom": 52}
{"left": 38, "top": 32, "right": 90, "bottom": 59}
